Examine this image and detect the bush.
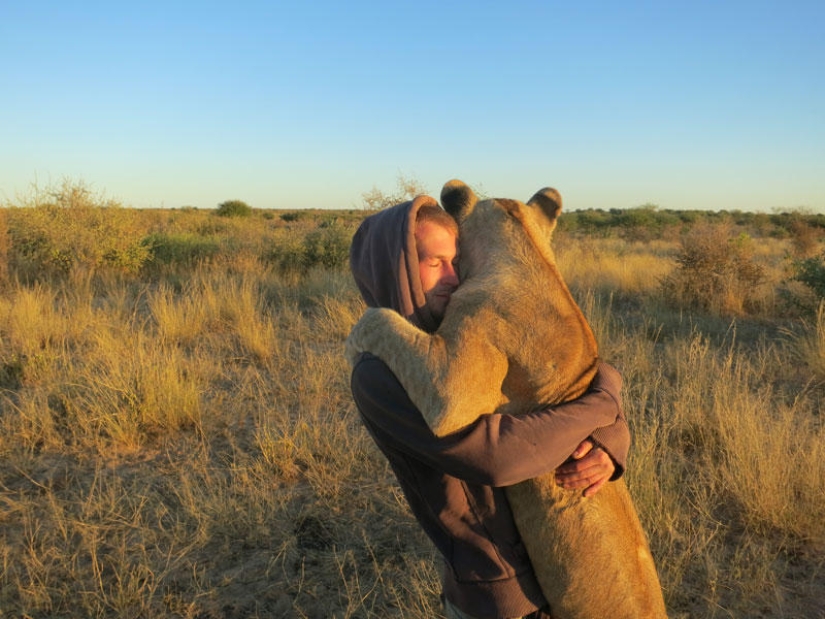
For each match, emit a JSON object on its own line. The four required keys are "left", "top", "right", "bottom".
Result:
{"left": 791, "top": 252, "right": 825, "bottom": 303}
{"left": 558, "top": 209, "right": 614, "bottom": 236}
{"left": 661, "top": 223, "right": 766, "bottom": 315}
{"left": 787, "top": 219, "right": 823, "bottom": 258}
{"left": 264, "top": 222, "right": 352, "bottom": 275}
{"left": 280, "top": 211, "right": 306, "bottom": 223}
{"left": 216, "top": 200, "right": 252, "bottom": 218}
{"left": 265, "top": 235, "right": 308, "bottom": 274}
{"left": 6, "top": 180, "right": 151, "bottom": 279}
{"left": 303, "top": 222, "right": 351, "bottom": 269}
{"left": 143, "top": 233, "right": 222, "bottom": 270}
{"left": 616, "top": 205, "right": 682, "bottom": 241}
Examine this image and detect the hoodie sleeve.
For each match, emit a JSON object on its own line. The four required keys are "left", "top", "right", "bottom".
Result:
{"left": 350, "top": 355, "right": 629, "bottom": 488}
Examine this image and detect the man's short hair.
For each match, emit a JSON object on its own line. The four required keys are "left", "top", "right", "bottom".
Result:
{"left": 416, "top": 203, "right": 459, "bottom": 236}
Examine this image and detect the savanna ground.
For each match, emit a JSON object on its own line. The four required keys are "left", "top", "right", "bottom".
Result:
{"left": 0, "top": 181, "right": 824, "bottom": 618}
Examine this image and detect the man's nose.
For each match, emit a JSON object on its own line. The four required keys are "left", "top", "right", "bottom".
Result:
{"left": 443, "top": 263, "right": 459, "bottom": 286}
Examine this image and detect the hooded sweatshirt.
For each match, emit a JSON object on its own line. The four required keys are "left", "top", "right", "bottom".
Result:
{"left": 348, "top": 197, "right": 630, "bottom": 619}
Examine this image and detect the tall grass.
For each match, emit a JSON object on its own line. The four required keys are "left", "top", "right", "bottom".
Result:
{"left": 622, "top": 328, "right": 824, "bottom": 617}
{"left": 0, "top": 199, "right": 823, "bottom": 617}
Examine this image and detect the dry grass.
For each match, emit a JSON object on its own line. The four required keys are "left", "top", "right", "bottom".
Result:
{"left": 555, "top": 235, "right": 678, "bottom": 298}
{"left": 783, "top": 304, "right": 825, "bottom": 385}
{"left": 0, "top": 206, "right": 823, "bottom": 618}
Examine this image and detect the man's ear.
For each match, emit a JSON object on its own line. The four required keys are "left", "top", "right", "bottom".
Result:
{"left": 441, "top": 179, "right": 477, "bottom": 223}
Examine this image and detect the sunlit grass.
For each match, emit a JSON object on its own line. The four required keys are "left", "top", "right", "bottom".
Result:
{"left": 0, "top": 205, "right": 822, "bottom": 617}
{"left": 556, "top": 235, "right": 678, "bottom": 297}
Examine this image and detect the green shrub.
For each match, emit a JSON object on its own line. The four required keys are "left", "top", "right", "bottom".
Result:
{"left": 791, "top": 252, "right": 825, "bottom": 303}
{"left": 263, "top": 222, "right": 352, "bottom": 275}
{"left": 216, "top": 200, "right": 252, "bottom": 218}
{"left": 625, "top": 206, "right": 680, "bottom": 238}
{"left": 558, "top": 209, "right": 615, "bottom": 236}
{"left": 143, "top": 233, "right": 222, "bottom": 269}
{"left": 266, "top": 238, "right": 308, "bottom": 274}
{"left": 6, "top": 180, "right": 151, "bottom": 279}
{"left": 280, "top": 211, "right": 305, "bottom": 223}
{"left": 560, "top": 206, "right": 681, "bottom": 239}
{"left": 303, "top": 222, "right": 351, "bottom": 269}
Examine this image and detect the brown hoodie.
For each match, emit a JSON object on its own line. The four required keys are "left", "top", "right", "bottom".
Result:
{"left": 349, "top": 194, "right": 442, "bottom": 332}
{"left": 349, "top": 197, "right": 630, "bottom": 619}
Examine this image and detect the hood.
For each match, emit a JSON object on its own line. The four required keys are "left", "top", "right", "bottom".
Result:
{"left": 349, "top": 195, "right": 440, "bottom": 333}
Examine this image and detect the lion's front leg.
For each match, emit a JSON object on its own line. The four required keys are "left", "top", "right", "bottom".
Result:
{"left": 347, "top": 308, "right": 508, "bottom": 437}
{"left": 346, "top": 308, "right": 451, "bottom": 426}
{"left": 345, "top": 307, "right": 430, "bottom": 366}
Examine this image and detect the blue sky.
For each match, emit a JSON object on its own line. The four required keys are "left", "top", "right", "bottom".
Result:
{"left": 1, "top": 1, "right": 823, "bottom": 212}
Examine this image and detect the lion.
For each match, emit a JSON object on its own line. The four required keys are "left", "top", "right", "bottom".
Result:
{"left": 345, "top": 180, "right": 667, "bottom": 618}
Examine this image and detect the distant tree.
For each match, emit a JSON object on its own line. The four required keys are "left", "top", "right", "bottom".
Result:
{"left": 216, "top": 200, "right": 252, "bottom": 217}
{"left": 360, "top": 173, "right": 427, "bottom": 210}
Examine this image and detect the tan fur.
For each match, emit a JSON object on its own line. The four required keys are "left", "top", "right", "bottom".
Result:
{"left": 346, "top": 180, "right": 666, "bottom": 618}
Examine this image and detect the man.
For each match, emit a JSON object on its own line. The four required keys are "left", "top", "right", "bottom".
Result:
{"left": 349, "top": 195, "right": 630, "bottom": 619}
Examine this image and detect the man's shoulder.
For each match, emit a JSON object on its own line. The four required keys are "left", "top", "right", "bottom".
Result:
{"left": 351, "top": 352, "right": 400, "bottom": 389}
{"left": 351, "top": 352, "right": 418, "bottom": 409}
{"left": 352, "top": 351, "right": 387, "bottom": 372}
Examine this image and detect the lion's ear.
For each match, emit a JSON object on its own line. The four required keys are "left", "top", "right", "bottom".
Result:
{"left": 527, "top": 188, "right": 562, "bottom": 223}
{"left": 441, "top": 179, "right": 477, "bottom": 223}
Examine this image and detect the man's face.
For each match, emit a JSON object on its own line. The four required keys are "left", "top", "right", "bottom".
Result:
{"left": 415, "top": 220, "right": 459, "bottom": 322}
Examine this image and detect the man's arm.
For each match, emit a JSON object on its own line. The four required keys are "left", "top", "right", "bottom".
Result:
{"left": 554, "top": 362, "right": 630, "bottom": 495}
{"left": 351, "top": 355, "right": 628, "bottom": 488}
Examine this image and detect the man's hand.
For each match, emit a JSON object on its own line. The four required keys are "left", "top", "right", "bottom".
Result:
{"left": 555, "top": 440, "right": 615, "bottom": 497}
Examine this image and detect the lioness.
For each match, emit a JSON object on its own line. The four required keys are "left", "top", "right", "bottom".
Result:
{"left": 346, "top": 180, "right": 666, "bottom": 618}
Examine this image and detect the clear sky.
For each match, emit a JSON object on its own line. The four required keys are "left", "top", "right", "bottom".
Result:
{"left": 2, "top": 1, "right": 823, "bottom": 212}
